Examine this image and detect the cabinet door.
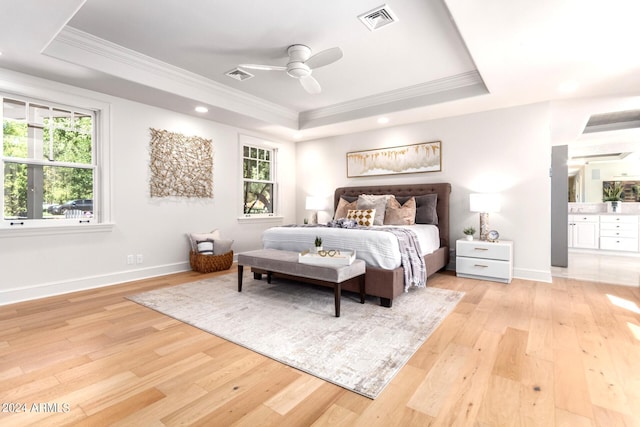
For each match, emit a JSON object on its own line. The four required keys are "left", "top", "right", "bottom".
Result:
{"left": 574, "top": 222, "right": 599, "bottom": 249}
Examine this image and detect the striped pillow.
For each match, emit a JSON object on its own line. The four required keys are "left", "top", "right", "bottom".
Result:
{"left": 196, "top": 240, "right": 214, "bottom": 255}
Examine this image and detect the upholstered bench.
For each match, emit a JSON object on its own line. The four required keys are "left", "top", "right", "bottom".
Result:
{"left": 237, "top": 249, "right": 366, "bottom": 317}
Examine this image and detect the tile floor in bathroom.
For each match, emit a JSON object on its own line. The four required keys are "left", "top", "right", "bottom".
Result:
{"left": 551, "top": 250, "right": 640, "bottom": 287}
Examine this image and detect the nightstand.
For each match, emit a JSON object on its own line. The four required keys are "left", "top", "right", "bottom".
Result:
{"left": 456, "top": 238, "right": 513, "bottom": 283}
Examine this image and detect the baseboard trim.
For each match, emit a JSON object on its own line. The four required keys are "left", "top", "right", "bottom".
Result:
{"left": 513, "top": 268, "right": 552, "bottom": 283}
{"left": 0, "top": 262, "right": 191, "bottom": 306}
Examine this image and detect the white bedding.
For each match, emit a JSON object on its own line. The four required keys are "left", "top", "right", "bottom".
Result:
{"left": 262, "top": 224, "right": 440, "bottom": 270}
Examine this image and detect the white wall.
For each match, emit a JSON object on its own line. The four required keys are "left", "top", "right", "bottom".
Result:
{"left": 296, "top": 103, "right": 552, "bottom": 282}
{"left": 0, "top": 72, "right": 295, "bottom": 305}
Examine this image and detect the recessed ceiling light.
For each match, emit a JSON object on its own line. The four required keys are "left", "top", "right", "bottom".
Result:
{"left": 377, "top": 117, "right": 389, "bottom": 124}
{"left": 195, "top": 106, "right": 208, "bottom": 113}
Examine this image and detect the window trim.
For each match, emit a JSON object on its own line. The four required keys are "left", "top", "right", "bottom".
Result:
{"left": 238, "top": 134, "right": 279, "bottom": 220}
{"left": 0, "top": 77, "right": 112, "bottom": 232}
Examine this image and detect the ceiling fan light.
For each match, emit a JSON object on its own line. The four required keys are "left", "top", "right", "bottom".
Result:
{"left": 287, "top": 63, "right": 311, "bottom": 78}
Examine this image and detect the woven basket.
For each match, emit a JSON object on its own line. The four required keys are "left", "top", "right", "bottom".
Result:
{"left": 189, "top": 250, "right": 234, "bottom": 273}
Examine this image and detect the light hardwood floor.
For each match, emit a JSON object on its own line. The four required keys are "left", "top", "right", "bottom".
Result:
{"left": 1, "top": 267, "right": 639, "bottom": 426}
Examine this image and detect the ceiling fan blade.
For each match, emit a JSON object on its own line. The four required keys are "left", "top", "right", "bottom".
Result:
{"left": 305, "top": 47, "right": 343, "bottom": 69}
{"left": 299, "top": 75, "right": 321, "bottom": 94}
{"left": 239, "top": 64, "right": 287, "bottom": 71}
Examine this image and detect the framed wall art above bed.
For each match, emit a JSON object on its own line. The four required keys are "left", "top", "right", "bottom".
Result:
{"left": 346, "top": 141, "right": 442, "bottom": 178}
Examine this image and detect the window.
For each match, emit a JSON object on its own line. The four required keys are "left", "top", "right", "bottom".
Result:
{"left": 2, "top": 95, "right": 97, "bottom": 226}
{"left": 242, "top": 142, "right": 276, "bottom": 216}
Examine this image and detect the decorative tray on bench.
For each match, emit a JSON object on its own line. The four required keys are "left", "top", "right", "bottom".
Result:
{"left": 298, "top": 249, "right": 356, "bottom": 266}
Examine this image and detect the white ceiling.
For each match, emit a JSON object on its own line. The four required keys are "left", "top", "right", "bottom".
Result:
{"left": 1, "top": 0, "right": 640, "bottom": 142}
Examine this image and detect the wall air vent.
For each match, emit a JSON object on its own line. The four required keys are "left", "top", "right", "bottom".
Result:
{"left": 583, "top": 109, "right": 640, "bottom": 133}
{"left": 358, "top": 4, "right": 398, "bottom": 31}
{"left": 225, "top": 68, "right": 254, "bottom": 81}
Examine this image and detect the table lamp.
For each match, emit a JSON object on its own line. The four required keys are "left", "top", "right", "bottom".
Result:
{"left": 305, "top": 196, "right": 328, "bottom": 224}
{"left": 469, "top": 193, "right": 501, "bottom": 241}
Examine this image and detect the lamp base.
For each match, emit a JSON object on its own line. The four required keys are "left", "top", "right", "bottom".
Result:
{"left": 479, "top": 212, "right": 490, "bottom": 241}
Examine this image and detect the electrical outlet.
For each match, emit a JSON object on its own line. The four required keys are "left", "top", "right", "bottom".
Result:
{"left": 127, "top": 254, "right": 134, "bottom": 265}
{"left": 136, "top": 254, "right": 143, "bottom": 264}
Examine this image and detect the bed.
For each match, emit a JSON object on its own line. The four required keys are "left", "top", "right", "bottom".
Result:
{"left": 261, "top": 183, "right": 451, "bottom": 307}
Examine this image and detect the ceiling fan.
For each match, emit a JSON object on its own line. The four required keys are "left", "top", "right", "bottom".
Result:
{"left": 239, "top": 44, "right": 343, "bottom": 94}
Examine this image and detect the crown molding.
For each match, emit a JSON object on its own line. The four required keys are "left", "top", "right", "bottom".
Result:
{"left": 42, "top": 27, "right": 487, "bottom": 133}
{"left": 300, "top": 70, "right": 486, "bottom": 123}
{"left": 44, "top": 26, "right": 298, "bottom": 128}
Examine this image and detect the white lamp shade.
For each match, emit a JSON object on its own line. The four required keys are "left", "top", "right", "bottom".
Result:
{"left": 470, "top": 193, "right": 501, "bottom": 213}
{"left": 305, "top": 196, "right": 328, "bottom": 211}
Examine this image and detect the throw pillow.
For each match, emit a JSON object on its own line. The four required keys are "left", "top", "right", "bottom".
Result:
{"left": 347, "top": 208, "right": 376, "bottom": 226}
{"left": 356, "top": 194, "right": 392, "bottom": 225}
{"left": 397, "top": 194, "right": 438, "bottom": 225}
{"left": 334, "top": 197, "right": 357, "bottom": 220}
{"left": 188, "top": 229, "right": 221, "bottom": 252}
{"left": 384, "top": 196, "right": 416, "bottom": 225}
{"left": 196, "top": 240, "right": 214, "bottom": 255}
{"left": 213, "top": 239, "right": 234, "bottom": 255}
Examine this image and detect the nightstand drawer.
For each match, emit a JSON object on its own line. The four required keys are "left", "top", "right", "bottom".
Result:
{"left": 456, "top": 241, "right": 510, "bottom": 261}
{"left": 456, "top": 257, "right": 511, "bottom": 280}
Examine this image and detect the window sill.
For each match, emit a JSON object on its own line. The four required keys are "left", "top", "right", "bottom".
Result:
{"left": 0, "top": 222, "right": 115, "bottom": 238}
{"left": 237, "top": 215, "right": 284, "bottom": 224}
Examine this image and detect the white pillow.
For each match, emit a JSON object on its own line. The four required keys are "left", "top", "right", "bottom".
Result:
{"left": 356, "top": 194, "right": 392, "bottom": 225}
{"left": 213, "top": 239, "right": 234, "bottom": 255}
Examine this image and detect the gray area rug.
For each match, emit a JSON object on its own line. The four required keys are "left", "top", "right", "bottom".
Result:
{"left": 128, "top": 272, "right": 464, "bottom": 399}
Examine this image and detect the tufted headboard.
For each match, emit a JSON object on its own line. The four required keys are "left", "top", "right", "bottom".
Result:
{"left": 334, "top": 183, "right": 452, "bottom": 249}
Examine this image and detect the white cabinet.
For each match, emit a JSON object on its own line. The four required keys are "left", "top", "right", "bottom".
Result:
{"left": 599, "top": 215, "right": 639, "bottom": 252}
{"left": 568, "top": 215, "right": 599, "bottom": 249}
{"left": 456, "top": 239, "right": 513, "bottom": 284}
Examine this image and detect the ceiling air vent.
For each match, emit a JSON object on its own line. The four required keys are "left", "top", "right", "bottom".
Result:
{"left": 358, "top": 4, "right": 398, "bottom": 31}
{"left": 583, "top": 109, "right": 640, "bottom": 133}
{"left": 225, "top": 68, "right": 254, "bottom": 81}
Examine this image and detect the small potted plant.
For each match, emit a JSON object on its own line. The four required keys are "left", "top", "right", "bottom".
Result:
{"left": 463, "top": 226, "right": 476, "bottom": 241}
{"left": 603, "top": 182, "right": 624, "bottom": 213}
{"left": 314, "top": 236, "right": 323, "bottom": 253}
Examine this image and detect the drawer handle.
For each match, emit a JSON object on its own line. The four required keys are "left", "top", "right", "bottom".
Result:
{"left": 474, "top": 264, "right": 489, "bottom": 268}
{"left": 473, "top": 248, "right": 489, "bottom": 251}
